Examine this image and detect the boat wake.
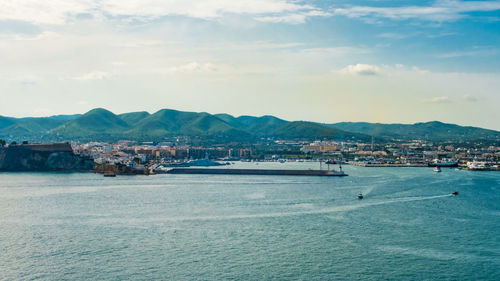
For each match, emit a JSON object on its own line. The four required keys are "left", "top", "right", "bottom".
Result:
{"left": 131, "top": 193, "right": 454, "bottom": 223}
{"left": 362, "top": 185, "right": 375, "bottom": 196}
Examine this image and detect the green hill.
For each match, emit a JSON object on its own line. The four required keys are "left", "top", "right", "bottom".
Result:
{"left": 127, "top": 109, "right": 248, "bottom": 138}
{"left": 29, "top": 108, "right": 366, "bottom": 142}
{"left": 327, "top": 121, "right": 500, "bottom": 141}
{"left": 214, "top": 114, "right": 366, "bottom": 140}
{"left": 3, "top": 108, "right": 498, "bottom": 143}
{"left": 274, "top": 121, "right": 368, "bottom": 140}
{"left": 214, "top": 114, "right": 288, "bottom": 136}
{"left": 50, "top": 108, "right": 130, "bottom": 138}
{"left": 0, "top": 116, "right": 17, "bottom": 130}
{"left": 1, "top": 118, "right": 66, "bottom": 136}
{"left": 48, "top": 114, "right": 81, "bottom": 121}
{"left": 118, "top": 111, "right": 150, "bottom": 126}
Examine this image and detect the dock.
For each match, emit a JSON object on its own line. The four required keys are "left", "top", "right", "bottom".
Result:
{"left": 166, "top": 168, "right": 347, "bottom": 176}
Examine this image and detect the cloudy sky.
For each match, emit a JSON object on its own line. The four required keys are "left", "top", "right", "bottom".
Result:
{"left": 1, "top": 0, "right": 499, "bottom": 129}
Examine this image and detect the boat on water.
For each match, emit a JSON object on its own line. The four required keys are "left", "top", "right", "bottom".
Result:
{"left": 357, "top": 193, "right": 363, "bottom": 199}
{"left": 161, "top": 158, "right": 227, "bottom": 168}
{"left": 452, "top": 191, "right": 459, "bottom": 196}
{"left": 103, "top": 171, "right": 116, "bottom": 177}
{"left": 428, "top": 159, "right": 458, "bottom": 167}
{"left": 434, "top": 166, "right": 441, "bottom": 173}
{"left": 325, "top": 159, "right": 336, "bottom": 165}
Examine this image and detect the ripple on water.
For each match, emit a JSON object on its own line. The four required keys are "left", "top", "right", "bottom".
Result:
{"left": 0, "top": 168, "right": 499, "bottom": 280}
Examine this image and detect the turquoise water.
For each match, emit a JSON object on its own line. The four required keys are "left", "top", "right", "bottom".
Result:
{"left": 1, "top": 163, "right": 499, "bottom": 280}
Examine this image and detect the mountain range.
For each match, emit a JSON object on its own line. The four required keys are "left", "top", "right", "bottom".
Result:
{"left": 326, "top": 122, "right": 500, "bottom": 142}
{"left": 0, "top": 108, "right": 499, "bottom": 143}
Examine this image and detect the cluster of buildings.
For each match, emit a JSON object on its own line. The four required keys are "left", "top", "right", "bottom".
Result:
{"left": 299, "top": 140, "right": 500, "bottom": 169}
{"left": 68, "top": 138, "right": 500, "bottom": 170}
{"left": 2, "top": 136, "right": 498, "bottom": 172}
{"left": 72, "top": 140, "right": 252, "bottom": 168}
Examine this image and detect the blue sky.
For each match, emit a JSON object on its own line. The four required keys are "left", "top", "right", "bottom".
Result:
{"left": 0, "top": 0, "right": 499, "bottom": 130}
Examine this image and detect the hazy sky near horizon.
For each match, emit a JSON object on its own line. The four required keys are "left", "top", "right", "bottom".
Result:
{"left": 1, "top": 0, "right": 500, "bottom": 130}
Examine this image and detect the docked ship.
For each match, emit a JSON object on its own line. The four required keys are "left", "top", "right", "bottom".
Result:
{"left": 466, "top": 161, "right": 489, "bottom": 171}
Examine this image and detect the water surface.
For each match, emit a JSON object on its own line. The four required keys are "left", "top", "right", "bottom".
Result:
{"left": 1, "top": 163, "right": 499, "bottom": 280}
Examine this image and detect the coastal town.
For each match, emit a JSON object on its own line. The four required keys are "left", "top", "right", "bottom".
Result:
{"left": 2, "top": 137, "right": 499, "bottom": 174}
{"left": 30, "top": 137, "right": 500, "bottom": 172}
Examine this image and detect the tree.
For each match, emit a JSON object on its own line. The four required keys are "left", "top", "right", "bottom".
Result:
{"left": 0, "top": 139, "right": 6, "bottom": 146}
{"left": 22, "top": 141, "right": 29, "bottom": 145}
{"left": 10, "top": 141, "right": 17, "bottom": 146}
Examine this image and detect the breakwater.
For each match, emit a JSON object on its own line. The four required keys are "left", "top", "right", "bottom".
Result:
{"left": 166, "top": 168, "right": 347, "bottom": 176}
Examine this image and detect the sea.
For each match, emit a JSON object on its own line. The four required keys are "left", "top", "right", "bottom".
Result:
{"left": 0, "top": 162, "right": 499, "bottom": 280}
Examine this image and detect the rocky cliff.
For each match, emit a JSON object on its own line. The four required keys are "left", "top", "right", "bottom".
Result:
{"left": 0, "top": 143, "right": 94, "bottom": 171}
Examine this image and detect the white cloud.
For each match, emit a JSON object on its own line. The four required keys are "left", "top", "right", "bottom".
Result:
{"left": 165, "top": 62, "right": 218, "bottom": 74}
{"left": 0, "top": 0, "right": 321, "bottom": 25}
{"left": 333, "top": 0, "right": 500, "bottom": 22}
{"left": 74, "top": 71, "right": 112, "bottom": 81}
{"left": 412, "top": 66, "right": 430, "bottom": 74}
{"left": 102, "top": 0, "right": 312, "bottom": 19}
{"left": 255, "top": 14, "right": 309, "bottom": 24}
{"left": 0, "top": 0, "right": 93, "bottom": 25}
{"left": 255, "top": 10, "right": 330, "bottom": 24}
{"left": 300, "top": 47, "right": 370, "bottom": 58}
{"left": 424, "top": 96, "right": 451, "bottom": 103}
{"left": 339, "top": 64, "right": 381, "bottom": 76}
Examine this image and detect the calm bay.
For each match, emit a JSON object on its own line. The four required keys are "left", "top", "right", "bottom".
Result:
{"left": 1, "top": 163, "right": 499, "bottom": 280}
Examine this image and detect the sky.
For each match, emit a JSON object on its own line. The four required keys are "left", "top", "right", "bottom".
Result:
{"left": 0, "top": 0, "right": 499, "bottom": 130}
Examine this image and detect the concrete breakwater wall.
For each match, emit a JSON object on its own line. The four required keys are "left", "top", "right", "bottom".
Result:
{"left": 166, "top": 168, "right": 347, "bottom": 176}
{"left": 0, "top": 143, "right": 94, "bottom": 171}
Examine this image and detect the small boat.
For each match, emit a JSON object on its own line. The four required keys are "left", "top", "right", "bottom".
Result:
{"left": 452, "top": 191, "right": 459, "bottom": 196}
{"left": 357, "top": 193, "right": 363, "bottom": 199}
{"left": 433, "top": 166, "right": 441, "bottom": 173}
{"left": 104, "top": 172, "right": 116, "bottom": 177}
